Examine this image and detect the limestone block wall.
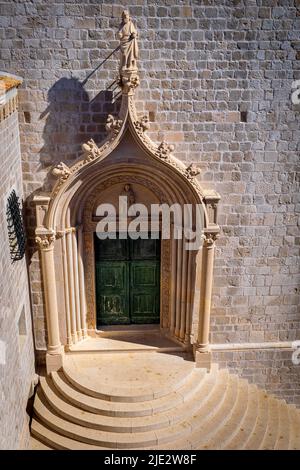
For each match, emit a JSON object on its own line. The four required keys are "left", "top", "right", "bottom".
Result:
{"left": 0, "top": 88, "right": 35, "bottom": 449}
{"left": 0, "top": 1, "right": 299, "bottom": 402}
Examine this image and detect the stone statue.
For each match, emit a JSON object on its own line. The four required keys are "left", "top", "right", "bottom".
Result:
{"left": 121, "top": 184, "right": 135, "bottom": 205}
{"left": 118, "top": 10, "right": 139, "bottom": 73}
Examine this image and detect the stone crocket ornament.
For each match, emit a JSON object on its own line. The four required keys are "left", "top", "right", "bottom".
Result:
{"left": 82, "top": 139, "right": 100, "bottom": 162}
{"left": 185, "top": 163, "right": 201, "bottom": 180}
{"left": 52, "top": 162, "right": 71, "bottom": 181}
{"left": 105, "top": 114, "right": 123, "bottom": 136}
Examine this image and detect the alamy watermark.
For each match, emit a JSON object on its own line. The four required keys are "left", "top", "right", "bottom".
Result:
{"left": 291, "top": 80, "right": 300, "bottom": 105}
{"left": 292, "top": 341, "right": 300, "bottom": 365}
{"left": 0, "top": 81, "right": 6, "bottom": 107}
{"left": 95, "top": 196, "right": 205, "bottom": 250}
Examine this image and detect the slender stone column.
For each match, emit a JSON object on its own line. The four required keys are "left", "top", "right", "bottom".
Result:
{"left": 175, "top": 238, "right": 182, "bottom": 338}
{"left": 170, "top": 237, "right": 177, "bottom": 336}
{"left": 36, "top": 232, "right": 64, "bottom": 373}
{"left": 61, "top": 232, "right": 72, "bottom": 347}
{"left": 194, "top": 232, "right": 218, "bottom": 369}
{"left": 66, "top": 230, "right": 77, "bottom": 343}
{"left": 179, "top": 241, "right": 187, "bottom": 341}
{"left": 184, "top": 249, "right": 193, "bottom": 345}
{"left": 78, "top": 226, "right": 88, "bottom": 339}
{"left": 72, "top": 228, "right": 82, "bottom": 341}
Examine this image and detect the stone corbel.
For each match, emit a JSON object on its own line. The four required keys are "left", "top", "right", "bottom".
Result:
{"left": 203, "top": 190, "right": 221, "bottom": 225}
{"left": 33, "top": 195, "right": 51, "bottom": 230}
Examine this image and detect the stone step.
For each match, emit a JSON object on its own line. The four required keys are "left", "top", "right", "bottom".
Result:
{"left": 51, "top": 365, "right": 214, "bottom": 418}
{"left": 288, "top": 408, "right": 300, "bottom": 450}
{"left": 190, "top": 374, "right": 239, "bottom": 449}
{"left": 30, "top": 355, "right": 300, "bottom": 451}
{"left": 33, "top": 389, "right": 193, "bottom": 448}
{"left": 275, "top": 400, "right": 290, "bottom": 450}
{"left": 243, "top": 389, "right": 269, "bottom": 450}
{"left": 34, "top": 371, "right": 228, "bottom": 449}
{"left": 201, "top": 377, "right": 249, "bottom": 450}
{"left": 62, "top": 352, "right": 195, "bottom": 403}
{"left": 260, "top": 397, "right": 279, "bottom": 449}
{"left": 30, "top": 435, "right": 53, "bottom": 450}
{"left": 131, "top": 370, "right": 231, "bottom": 450}
{"left": 147, "top": 370, "right": 233, "bottom": 450}
{"left": 225, "top": 383, "right": 259, "bottom": 450}
{"left": 31, "top": 419, "right": 103, "bottom": 450}
{"left": 40, "top": 368, "right": 220, "bottom": 433}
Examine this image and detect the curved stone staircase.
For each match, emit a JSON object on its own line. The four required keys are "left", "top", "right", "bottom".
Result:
{"left": 30, "top": 352, "right": 300, "bottom": 450}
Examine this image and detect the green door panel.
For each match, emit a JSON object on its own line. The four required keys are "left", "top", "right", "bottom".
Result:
{"left": 95, "top": 236, "right": 160, "bottom": 327}
{"left": 94, "top": 235, "right": 128, "bottom": 261}
{"left": 130, "top": 261, "right": 160, "bottom": 324}
{"left": 130, "top": 237, "right": 160, "bottom": 260}
{"left": 96, "top": 261, "right": 130, "bottom": 325}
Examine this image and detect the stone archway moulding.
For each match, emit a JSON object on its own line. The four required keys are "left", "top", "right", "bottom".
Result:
{"left": 33, "top": 12, "right": 221, "bottom": 373}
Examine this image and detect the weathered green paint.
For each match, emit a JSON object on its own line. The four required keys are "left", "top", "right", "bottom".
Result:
{"left": 95, "top": 235, "right": 160, "bottom": 327}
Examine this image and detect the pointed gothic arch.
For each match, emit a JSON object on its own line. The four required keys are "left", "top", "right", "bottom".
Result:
{"left": 34, "top": 15, "right": 220, "bottom": 373}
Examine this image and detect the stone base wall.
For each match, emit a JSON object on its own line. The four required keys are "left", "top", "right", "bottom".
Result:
{"left": 213, "top": 348, "right": 300, "bottom": 406}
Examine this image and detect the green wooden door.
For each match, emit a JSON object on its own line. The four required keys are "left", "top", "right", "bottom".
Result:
{"left": 95, "top": 235, "right": 160, "bottom": 327}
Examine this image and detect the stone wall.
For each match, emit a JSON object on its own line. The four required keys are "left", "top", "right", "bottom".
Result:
{"left": 0, "top": 1, "right": 299, "bottom": 402}
{"left": 213, "top": 348, "right": 300, "bottom": 406}
{"left": 0, "top": 86, "right": 36, "bottom": 449}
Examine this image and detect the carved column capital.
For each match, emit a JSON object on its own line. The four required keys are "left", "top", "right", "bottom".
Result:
{"left": 202, "top": 231, "right": 219, "bottom": 247}
{"left": 35, "top": 232, "right": 56, "bottom": 250}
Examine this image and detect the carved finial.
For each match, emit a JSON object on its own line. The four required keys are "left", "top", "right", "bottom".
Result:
{"left": 105, "top": 114, "right": 123, "bottom": 135}
{"left": 82, "top": 139, "right": 101, "bottom": 162}
{"left": 118, "top": 11, "right": 139, "bottom": 93}
{"left": 156, "top": 141, "right": 175, "bottom": 160}
{"left": 185, "top": 163, "right": 201, "bottom": 180}
{"left": 52, "top": 162, "right": 71, "bottom": 181}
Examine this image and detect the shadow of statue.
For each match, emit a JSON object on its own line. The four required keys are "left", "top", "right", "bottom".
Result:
{"left": 39, "top": 77, "right": 121, "bottom": 185}
{"left": 25, "top": 68, "right": 122, "bottom": 261}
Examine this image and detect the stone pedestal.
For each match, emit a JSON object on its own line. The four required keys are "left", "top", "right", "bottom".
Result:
{"left": 194, "top": 347, "right": 212, "bottom": 371}
{"left": 46, "top": 350, "right": 64, "bottom": 374}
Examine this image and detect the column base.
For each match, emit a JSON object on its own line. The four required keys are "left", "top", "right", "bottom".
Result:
{"left": 193, "top": 346, "right": 212, "bottom": 371}
{"left": 46, "top": 348, "right": 64, "bottom": 374}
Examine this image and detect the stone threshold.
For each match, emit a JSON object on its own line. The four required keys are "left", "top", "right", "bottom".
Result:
{"left": 68, "top": 328, "right": 187, "bottom": 354}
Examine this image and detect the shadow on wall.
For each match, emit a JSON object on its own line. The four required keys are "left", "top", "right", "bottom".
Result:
{"left": 22, "top": 54, "right": 122, "bottom": 350}
{"left": 39, "top": 76, "right": 121, "bottom": 174}
{"left": 24, "top": 72, "right": 121, "bottom": 257}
